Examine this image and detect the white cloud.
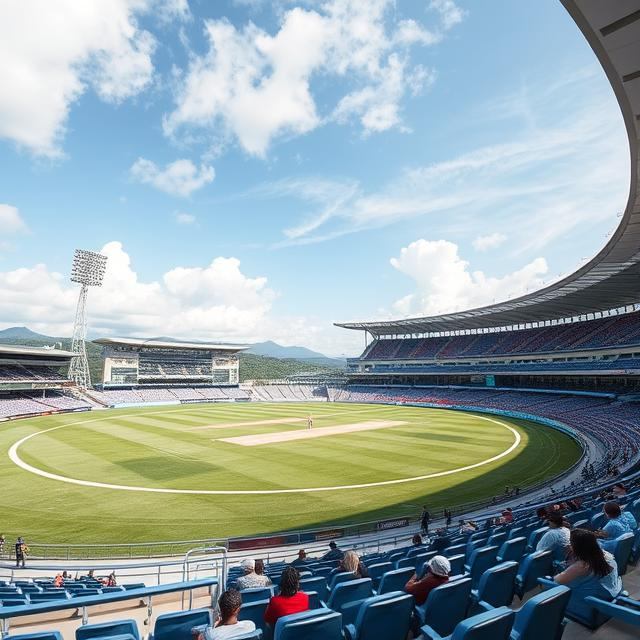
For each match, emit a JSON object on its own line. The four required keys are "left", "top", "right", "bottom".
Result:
{"left": 429, "top": 0, "right": 466, "bottom": 31}
{"left": 260, "top": 72, "right": 628, "bottom": 253}
{"left": 174, "top": 211, "right": 197, "bottom": 225}
{"left": 0, "top": 0, "right": 157, "bottom": 156}
{"left": 130, "top": 158, "right": 215, "bottom": 197}
{"left": 0, "top": 241, "right": 275, "bottom": 340}
{"left": 390, "top": 239, "right": 548, "bottom": 317}
{"left": 473, "top": 232, "right": 507, "bottom": 252}
{"left": 0, "top": 204, "right": 27, "bottom": 234}
{"left": 165, "top": 0, "right": 462, "bottom": 155}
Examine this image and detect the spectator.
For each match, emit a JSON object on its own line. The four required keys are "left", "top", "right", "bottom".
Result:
{"left": 554, "top": 529, "right": 622, "bottom": 621}
{"left": 612, "top": 483, "right": 627, "bottom": 497}
{"left": 0, "top": 534, "right": 4, "bottom": 555}
{"left": 255, "top": 559, "right": 268, "bottom": 577}
{"left": 339, "top": 550, "right": 368, "bottom": 579}
{"left": 621, "top": 506, "right": 638, "bottom": 531}
{"left": 291, "top": 550, "right": 308, "bottom": 567}
{"left": 412, "top": 534, "right": 423, "bottom": 547}
{"left": 596, "top": 502, "right": 633, "bottom": 552}
{"left": 537, "top": 513, "right": 571, "bottom": 562}
{"left": 14, "top": 536, "right": 27, "bottom": 568}
{"left": 501, "top": 508, "right": 514, "bottom": 524}
{"left": 236, "top": 558, "right": 272, "bottom": 590}
{"left": 321, "top": 541, "right": 344, "bottom": 562}
{"left": 404, "top": 555, "right": 450, "bottom": 605}
{"left": 420, "top": 506, "right": 430, "bottom": 534}
{"left": 264, "top": 567, "right": 309, "bottom": 627}
{"left": 54, "top": 573, "right": 63, "bottom": 588}
{"left": 430, "top": 529, "right": 452, "bottom": 553}
{"left": 197, "top": 589, "right": 256, "bottom": 640}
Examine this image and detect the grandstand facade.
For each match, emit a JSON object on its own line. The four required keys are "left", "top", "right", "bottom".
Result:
{"left": 0, "top": 344, "right": 92, "bottom": 420}
{"left": 95, "top": 337, "right": 246, "bottom": 387}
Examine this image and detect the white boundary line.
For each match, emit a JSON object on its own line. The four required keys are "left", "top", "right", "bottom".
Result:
{"left": 7, "top": 412, "right": 521, "bottom": 495}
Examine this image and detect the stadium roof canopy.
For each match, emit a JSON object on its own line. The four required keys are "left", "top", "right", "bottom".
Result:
{"left": 336, "top": 0, "right": 640, "bottom": 337}
{"left": 94, "top": 337, "right": 249, "bottom": 352}
{"left": 0, "top": 344, "right": 76, "bottom": 359}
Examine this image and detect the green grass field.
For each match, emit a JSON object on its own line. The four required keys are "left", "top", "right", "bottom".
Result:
{"left": 0, "top": 402, "right": 581, "bottom": 544}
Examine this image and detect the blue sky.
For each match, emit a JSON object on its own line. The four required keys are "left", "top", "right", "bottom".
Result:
{"left": 0, "top": 0, "right": 630, "bottom": 356}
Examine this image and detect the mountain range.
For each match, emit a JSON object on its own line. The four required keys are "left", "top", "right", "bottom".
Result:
{"left": 0, "top": 327, "right": 347, "bottom": 366}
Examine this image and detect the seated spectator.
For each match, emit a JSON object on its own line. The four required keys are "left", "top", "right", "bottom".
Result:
{"left": 554, "top": 529, "right": 622, "bottom": 621}
{"left": 196, "top": 589, "right": 256, "bottom": 640}
{"left": 291, "top": 550, "right": 308, "bottom": 567}
{"left": 100, "top": 572, "right": 117, "bottom": 587}
{"left": 460, "top": 520, "right": 478, "bottom": 533}
{"left": 54, "top": 573, "right": 63, "bottom": 588}
{"left": 236, "top": 558, "right": 272, "bottom": 590}
{"left": 412, "top": 533, "right": 423, "bottom": 547}
{"left": 338, "top": 550, "right": 368, "bottom": 579}
{"left": 622, "top": 506, "right": 638, "bottom": 530}
{"left": 405, "top": 556, "right": 450, "bottom": 605}
{"left": 501, "top": 508, "right": 514, "bottom": 524}
{"left": 537, "top": 513, "right": 571, "bottom": 562}
{"left": 612, "top": 483, "right": 627, "bottom": 497}
{"left": 264, "top": 567, "right": 309, "bottom": 627}
{"left": 321, "top": 541, "right": 344, "bottom": 562}
{"left": 430, "top": 529, "right": 452, "bottom": 552}
{"left": 596, "top": 502, "right": 633, "bottom": 552}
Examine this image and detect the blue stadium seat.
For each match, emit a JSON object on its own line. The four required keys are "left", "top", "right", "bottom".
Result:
{"left": 584, "top": 594, "right": 640, "bottom": 629}
{"left": 414, "top": 577, "right": 473, "bottom": 637}
{"left": 76, "top": 619, "right": 140, "bottom": 640}
{"left": 238, "top": 599, "right": 270, "bottom": 640}
{"left": 151, "top": 608, "right": 211, "bottom": 640}
{"left": 326, "top": 578, "right": 373, "bottom": 613}
{"left": 509, "top": 585, "right": 570, "bottom": 640}
{"left": 5, "top": 634, "right": 63, "bottom": 640}
{"left": 303, "top": 591, "right": 322, "bottom": 609}
{"left": 514, "top": 551, "right": 552, "bottom": 598}
{"left": 496, "top": 537, "right": 527, "bottom": 564}
{"left": 0, "top": 597, "right": 29, "bottom": 606}
{"left": 487, "top": 532, "right": 507, "bottom": 548}
{"left": 310, "top": 567, "right": 333, "bottom": 580}
{"left": 448, "top": 555, "right": 466, "bottom": 577}
{"left": 589, "top": 513, "right": 607, "bottom": 530}
{"left": 631, "top": 528, "right": 640, "bottom": 565}
{"left": 421, "top": 606, "right": 515, "bottom": 640}
{"left": 299, "top": 577, "right": 328, "bottom": 601}
{"left": 468, "top": 561, "right": 517, "bottom": 614}
{"left": 343, "top": 591, "right": 413, "bottom": 640}
{"left": 464, "top": 546, "right": 499, "bottom": 588}
{"left": 328, "top": 571, "right": 356, "bottom": 590}
{"left": 443, "top": 545, "right": 467, "bottom": 559}
{"left": 366, "top": 562, "right": 392, "bottom": 588}
{"left": 525, "top": 527, "right": 549, "bottom": 553}
{"left": 377, "top": 568, "right": 414, "bottom": 595}
{"left": 506, "top": 527, "right": 524, "bottom": 541}
{"left": 30, "top": 592, "right": 70, "bottom": 602}
{"left": 274, "top": 609, "right": 343, "bottom": 640}
{"left": 610, "top": 532, "right": 635, "bottom": 576}
{"left": 241, "top": 587, "right": 275, "bottom": 604}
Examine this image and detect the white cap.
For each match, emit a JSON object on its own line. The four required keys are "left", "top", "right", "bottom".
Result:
{"left": 241, "top": 558, "right": 255, "bottom": 572}
{"left": 428, "top": 555, "right": 451, "bottom": 577}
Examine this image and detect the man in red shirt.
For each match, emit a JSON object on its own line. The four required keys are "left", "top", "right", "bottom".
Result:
{"left": 264, "top": 566, "right": 309, "bottom": 627}
{"left": 404, "top": 555, "right": 450, "bottom": 605}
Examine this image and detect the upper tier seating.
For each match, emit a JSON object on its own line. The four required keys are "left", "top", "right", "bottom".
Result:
{"left": 362, "top": 311, "right": 640, "bottom": 361}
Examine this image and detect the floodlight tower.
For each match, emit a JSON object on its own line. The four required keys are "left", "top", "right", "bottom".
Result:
{"left": 68, "top": 249, "right": 108, "bottom": 389}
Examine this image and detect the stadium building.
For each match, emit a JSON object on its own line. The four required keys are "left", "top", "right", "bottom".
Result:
{"left": 95, "top": 337, "right": 245, "bottom": 387}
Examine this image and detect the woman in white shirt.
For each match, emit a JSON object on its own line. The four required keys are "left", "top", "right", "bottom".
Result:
{"left": 197, "top": 589, "right": 256, "bottom": 640}
{"left": 554, "top": 528, "right": 623, "bottom": 624}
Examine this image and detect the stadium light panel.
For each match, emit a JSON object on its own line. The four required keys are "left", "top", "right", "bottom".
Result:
{"left": 70, "top": 249, "right": 107, "bottom": 287}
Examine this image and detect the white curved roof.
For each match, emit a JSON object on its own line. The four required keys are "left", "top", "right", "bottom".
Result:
{"left": 336, "top": 0, "right": 640, "bottom": 336}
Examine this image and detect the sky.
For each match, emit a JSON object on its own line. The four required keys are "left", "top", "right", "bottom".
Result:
{"left": 0, "top": 0, "right": 630, "bottom": 357}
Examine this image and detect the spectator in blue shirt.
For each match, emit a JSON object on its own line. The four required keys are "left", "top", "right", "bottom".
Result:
{"left": 597, "top": 502, "right": 632, "bottom": 552}
{"left": 621, "top": 508, "right": 638, "bottom": 531}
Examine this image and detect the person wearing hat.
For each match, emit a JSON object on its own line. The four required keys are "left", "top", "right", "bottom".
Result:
{"left": 404, "top": 555, "right": 450, "bottom": 605}
{"left": 235, "top": 558, "right": 272, "bottom": 590}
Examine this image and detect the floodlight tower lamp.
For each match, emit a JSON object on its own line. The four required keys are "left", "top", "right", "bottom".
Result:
{"left": 68, "top": 249, "right": 108, "bottom": 389}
